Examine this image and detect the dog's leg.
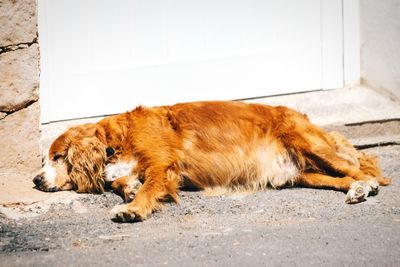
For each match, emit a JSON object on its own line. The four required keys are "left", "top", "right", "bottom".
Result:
{"left": 110, "top": 167, "right": 180, "bottom": 222}
{"left": 297, "top": 173, "right": 378, "bottom": 204}
{"left": 297, "top": 173, "right": 356, "bottom": 192}
{"left": 110, "top": 176, "right": 142, "bottom": 203}
{"left": 308, "top": 147, "right": 375, "bottom": 181}
{"left": 329, "top": 132, "right": 391, "bottom": 186}
{"left": 318, "top": 151, "right": 387, "bottom": 197}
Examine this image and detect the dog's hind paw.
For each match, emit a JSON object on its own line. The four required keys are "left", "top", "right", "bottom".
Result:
{"left": 367, "top": 179, "right": 379, "bottom": 196}
{"left": 110, "top": 204, "right": 138, "bottom": 223}
{"left": 345, "top": 180, "right": 379, "bottom": 204}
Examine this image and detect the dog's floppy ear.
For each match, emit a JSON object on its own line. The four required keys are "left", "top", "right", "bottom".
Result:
{"left": 94, "top": 125, "right": 107, "bottom": 144}
{"left": 67, "top": 136, "right": 107, "bottom": 193}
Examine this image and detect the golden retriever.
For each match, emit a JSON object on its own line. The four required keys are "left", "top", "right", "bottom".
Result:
{"left": 33, "top": 101, "right": 390, "bottom": 222}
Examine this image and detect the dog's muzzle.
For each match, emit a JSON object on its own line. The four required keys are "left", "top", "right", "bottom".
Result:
{"left": 33, "top": 174, "right": 58, "bottom": 192}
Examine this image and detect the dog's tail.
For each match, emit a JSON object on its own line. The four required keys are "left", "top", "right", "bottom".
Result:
{"left": 329, "top": 131, "right": 391, "bottom": 186}
{"left": 357, "top": 152, "right": 391, "bottom": 185}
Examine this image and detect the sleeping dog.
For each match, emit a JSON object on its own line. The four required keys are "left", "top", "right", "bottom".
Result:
{"left": 33, "top": 101, "right": 390, "bottom": 222}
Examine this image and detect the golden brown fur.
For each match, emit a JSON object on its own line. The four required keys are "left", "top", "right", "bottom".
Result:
{"left": 67, "top": 136, "right": 107, "bottom": 193}
{"left": 33, "top": 101, "right": 390, "bottom": 222}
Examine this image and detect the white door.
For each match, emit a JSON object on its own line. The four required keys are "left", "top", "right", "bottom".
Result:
{"left": 39, "top": 0, "right": 343, "bottom": 123}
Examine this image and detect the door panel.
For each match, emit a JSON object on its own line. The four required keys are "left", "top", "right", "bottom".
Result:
{"left": 39, "top": 0, "right": 343, "bottom": 122}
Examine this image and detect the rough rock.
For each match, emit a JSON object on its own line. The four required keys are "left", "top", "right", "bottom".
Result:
{"left": 0, "top": 112, "right": 6, "bottom": 120}
{"left": 0, "top": 101, "right": 41, "bottom": 173}
{"left": 0, "top": 44, "right": 39, "bottom": 112}
{"left": 0, "top": 0, "right": 37, "bottom": 47}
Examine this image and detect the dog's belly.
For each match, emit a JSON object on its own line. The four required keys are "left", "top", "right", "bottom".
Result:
{"left": 179, "top": 139, "right": 300, "bottom": 190}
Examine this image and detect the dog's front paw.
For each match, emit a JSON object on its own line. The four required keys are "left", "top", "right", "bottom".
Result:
{"left": 345, "top": 180, "right": 378, "bottom": 204}
{"left": 123, "top": 180, "right": 142, "bottom": 203}
{"left": 110, "top": 204, "right": 139, "bottom": 223}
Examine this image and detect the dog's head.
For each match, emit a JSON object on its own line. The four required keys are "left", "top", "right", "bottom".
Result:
{"left": 33, "top": 123, "right": 108, "bottom": 193}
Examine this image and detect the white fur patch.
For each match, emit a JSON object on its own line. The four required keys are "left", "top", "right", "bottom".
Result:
{"left": 256, "top": 144, "right": 299, "bottom": 188}
{"left": 105, "top": 160, "right": 137, "bottom": 182}
{"left": 42, "top": 163, "right": 57, "bottom": 187}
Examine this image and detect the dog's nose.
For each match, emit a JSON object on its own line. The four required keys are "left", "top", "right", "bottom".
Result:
{"left": 33, "top": 174, "right": 44, "bottom": 187}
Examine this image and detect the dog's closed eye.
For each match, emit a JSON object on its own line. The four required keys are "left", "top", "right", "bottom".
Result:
{"left": 53, "top": 154, "right": 63, "bottom": 161}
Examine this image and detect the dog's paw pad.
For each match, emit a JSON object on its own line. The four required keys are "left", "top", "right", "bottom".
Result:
{"left": 110, "top": 204, "right": 136, "bottom": 223}
{"left": 367, "top": 179, "right": 379, "bottom": 196}
{"left": 345, "top": 181, "right": 370, "bottom": 204}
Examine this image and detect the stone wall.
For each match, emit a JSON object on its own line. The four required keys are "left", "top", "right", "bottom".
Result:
{"left": 0, "top": 0, "right": 41, "bottom": 173}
